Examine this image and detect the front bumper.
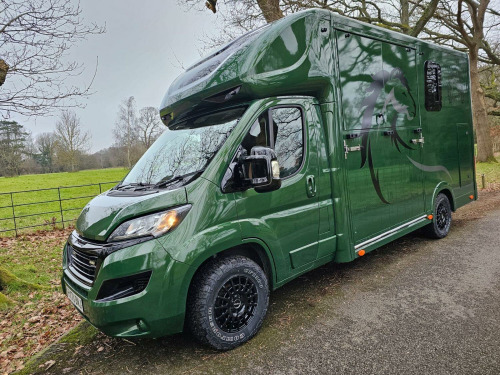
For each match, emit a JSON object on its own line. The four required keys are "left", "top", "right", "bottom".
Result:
{"left": 61, "top": 235, "right": 192, "bottom": 338}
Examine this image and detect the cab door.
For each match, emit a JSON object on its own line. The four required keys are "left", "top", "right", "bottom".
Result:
{"left": 233, "top": 99, "right": 320, "bottom": 278}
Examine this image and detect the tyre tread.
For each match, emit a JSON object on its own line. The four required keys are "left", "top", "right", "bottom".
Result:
{"left": 186, "top": 255, "right": 268, "bottom": 350}
{"left": 423, "top": 193, "right": 452, "bottom": 239}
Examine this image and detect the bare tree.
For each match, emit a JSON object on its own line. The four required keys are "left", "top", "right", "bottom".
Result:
{"left": 114, "top": 97, "right": 140, "bottom": 168}
{"left": 138, "top": 106, "right": 163, "bottom": 149}
{"left": 188, "top": 0, "right": 499, "bottom": 162}
{"left": 0, "top": 0, "right": 105, "bottom": 117}
{"left": 55, "top": 110, "right": 91, "bottom": 171}
{"left": 481, "top": 62, "right": 500, "bottom": 117}
{"left": 424, "top": 0, "right": 500, "bottom": 162}
{"left": 185, "top": 0, "right": 440, "bottom": 49}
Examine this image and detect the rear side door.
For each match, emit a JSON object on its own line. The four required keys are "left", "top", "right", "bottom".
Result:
{"left": 336, "top": 31, "right": 425, "bottom": 246}
{"left": 234, "top": 98, "right": 320, "bottom": 279}
{"left": 380, "top": 42, "right": 425, "bottom": 225}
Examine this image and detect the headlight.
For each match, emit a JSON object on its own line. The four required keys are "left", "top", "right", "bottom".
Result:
{"left": 108, "top": 205, "right": 191, "bottom": 242}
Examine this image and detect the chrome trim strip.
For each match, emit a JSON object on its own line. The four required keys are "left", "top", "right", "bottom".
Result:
{"left": 68, "top": 265, "right": 94, "bottom": 285}
{"left": 355, "top": 215, "right": 427, "bottom": 251}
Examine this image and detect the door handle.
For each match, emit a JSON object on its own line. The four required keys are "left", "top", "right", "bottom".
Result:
{"left": 344, "top": 140, "right": 363, "bottom": 159}
{"left": 306, "top": 175, "right": 316, "bottom": 198}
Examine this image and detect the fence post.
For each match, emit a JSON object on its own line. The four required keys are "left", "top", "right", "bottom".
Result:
{"left": 99, "top": 183, "right": 102, "bottom": 194}
{"left": 58, "top": 187, "right": 65, "bottom": 229}
{"left": 10, "top": 192, "right": 17, "bottom": 237}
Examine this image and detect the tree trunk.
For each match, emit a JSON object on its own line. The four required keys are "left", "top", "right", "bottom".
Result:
{"left": 409, "top": 0, "right": 439, "bottom": 37}
{"left": 256, "top": 0, "right": 284, "bottom": 23}
{"left": 0, "top": 266, "right": 44, "bottom": 308}
{"left": 469, "top": 52, "right": 496, "bottom": 162}
{"left": 127, "top": 146, "right": 131, "bottom": 168}
{"left": 0, "top": 265, "right": 43, "bottom": 291}
{"left": 0, "top": 59, "right": 9, "bottom": 86}
{"left": 400, "top": 0, "right": 409, "bottom": 32}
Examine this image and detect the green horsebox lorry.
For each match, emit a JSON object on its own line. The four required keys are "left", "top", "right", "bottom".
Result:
{"left": 62, "top": 9, "right": 477, "bottom": 350}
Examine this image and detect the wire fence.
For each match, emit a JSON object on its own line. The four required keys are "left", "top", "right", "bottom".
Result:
{"left": 0, "top": 181, "right": 119, "bottom": 236}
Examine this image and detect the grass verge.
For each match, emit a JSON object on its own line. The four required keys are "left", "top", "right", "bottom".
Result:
{"left": 476, "top": 154, "right": 500, "bottom": 191}
{"left": 15, "top": 322, "right": 99, "bottom": 375}
{"left": 0, "top": 229, "right": 82, "bottom": 374}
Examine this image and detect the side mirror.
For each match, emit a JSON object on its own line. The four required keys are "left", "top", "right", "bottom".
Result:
{"left": 238, "top": 146, "right": 281, "bottom": 192}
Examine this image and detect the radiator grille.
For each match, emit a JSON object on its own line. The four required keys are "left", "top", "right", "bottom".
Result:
{"left": 67, "top": 244, "right": 98, "bottom": 285}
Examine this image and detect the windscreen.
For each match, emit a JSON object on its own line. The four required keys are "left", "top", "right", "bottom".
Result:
{"left": 122, "top": 107, "right": 246, "bottom": 186}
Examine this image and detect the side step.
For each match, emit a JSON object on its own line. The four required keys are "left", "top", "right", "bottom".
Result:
{"left": 354, "top": 215, "right": 428, "bottom": 253}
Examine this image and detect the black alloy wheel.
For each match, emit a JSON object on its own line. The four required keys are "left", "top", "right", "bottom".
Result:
{"left": 424, "top": 193, "right": 452, "bottom": 239}
{"left": 214, "top": 275, "right": 259, "bottom": 333}
{"left": 436, "top": 201, "right": 450, "bottom": 232}
{"left": 187, "top": 255, "right": 269, "bottom": 350}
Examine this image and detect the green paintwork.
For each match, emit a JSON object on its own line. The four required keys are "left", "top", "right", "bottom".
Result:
{"left": 62, "top": 238, "right": 191, "bottom": 337}
{"left": 62, "top": 9, "right": 476, "bottom": 338}
{"left": 75, "top": 187, "right": 187, "bottom": 242}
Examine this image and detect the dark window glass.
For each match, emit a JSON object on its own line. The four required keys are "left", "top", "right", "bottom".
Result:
{"left": 240, "top": 106, "right": 304, "bottom": 179}
{"left": 425, "top": 61, "right": 442, "bottom": 111}
{"left": 271, "top": 107, "right": 304, "bottom": 178}
{"left": 241, "top": 112, "right": 270, "bottom": 154}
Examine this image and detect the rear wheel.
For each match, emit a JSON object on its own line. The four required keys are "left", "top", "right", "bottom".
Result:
{"left": 187, "top": 255, "right": 269, "bottom": 350}
{"left": 424, "top": 193, "right": 452, "bottom": 239}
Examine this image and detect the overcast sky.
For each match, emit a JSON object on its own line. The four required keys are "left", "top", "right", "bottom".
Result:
{"left": 11, "top": 0, "right": 224, "bottom": 152}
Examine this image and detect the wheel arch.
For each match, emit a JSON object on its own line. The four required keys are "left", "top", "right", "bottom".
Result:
{"left": 187, "top": 239, "right": 276, "bottom": 291}
{"left": 431, "top": 183, "right": 456, "bottom": 212}
{"left": 176, "top": 238, "right": 277, "bottom": 328}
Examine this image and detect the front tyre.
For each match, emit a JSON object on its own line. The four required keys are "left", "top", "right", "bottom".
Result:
{"left": 424, "top": 193, "right": 452, "bottom": 239}
{"left": 187, "top": 255, "right": 269, "bottom": 350}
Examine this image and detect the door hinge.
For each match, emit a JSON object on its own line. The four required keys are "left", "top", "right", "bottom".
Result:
{"left": 411, "top": 134, "right": 425, "bottom": 147}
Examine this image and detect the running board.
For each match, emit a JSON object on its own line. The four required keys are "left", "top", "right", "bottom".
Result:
{"left": 354, "top": 215, "right": 428, "bottom": 252}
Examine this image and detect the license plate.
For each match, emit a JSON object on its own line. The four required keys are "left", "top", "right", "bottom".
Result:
{"left": 66, "top": 287, "right": 84, "bottom": 312}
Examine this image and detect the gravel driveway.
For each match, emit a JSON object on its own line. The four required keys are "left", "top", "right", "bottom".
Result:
{"left": 31, "top": 192, "right": 500, "bottom": 375}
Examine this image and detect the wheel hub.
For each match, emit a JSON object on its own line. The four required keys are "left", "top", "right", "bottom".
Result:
{"left": 231, "top": 295, "right": 242, "bottom": 310}
{"left": 436, "top": 202, "right": 449, "bottom": 230}
{"left": 214, "top": 275, "right": 258, "bottom": 333}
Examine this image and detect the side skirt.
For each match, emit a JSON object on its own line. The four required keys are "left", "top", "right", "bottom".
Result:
{"left": 354, "top": 215, "right": 430, "bottom": 255}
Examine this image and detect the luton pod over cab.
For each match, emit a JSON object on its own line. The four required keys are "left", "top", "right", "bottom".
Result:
{"left": 61, "top": 9, "right": 477, "bottom": 350}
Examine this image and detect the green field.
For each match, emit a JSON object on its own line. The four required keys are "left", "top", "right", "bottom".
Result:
{"left": 0, "top": 168, "right": 129, "bottom": 235}
{"left": 0, "top": 168, "right": 129, "bottom": 193}
{"left": 0, "top": 159, "right": 499, "bottom": 237}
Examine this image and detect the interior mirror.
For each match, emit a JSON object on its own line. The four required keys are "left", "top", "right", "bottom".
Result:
{"left": 238, "top": 146, "right": 281, "bottom": 192}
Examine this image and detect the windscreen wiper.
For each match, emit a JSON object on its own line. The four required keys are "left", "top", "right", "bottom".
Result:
{"left": 114, "top": 182, "right": 153, "bottom": 191}
{"left": 154, "top": 170, "right": 205, "bottom": 189}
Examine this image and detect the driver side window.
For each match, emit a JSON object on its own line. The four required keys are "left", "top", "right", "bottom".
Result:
{"left": 272, "top": 107, "right": 303, "bottom": 178}
{"left": 241, "top": 112, "right": 270, "bottom": 154}
{"left": 241, "top": 106, "right": 304, "bottom": 179}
